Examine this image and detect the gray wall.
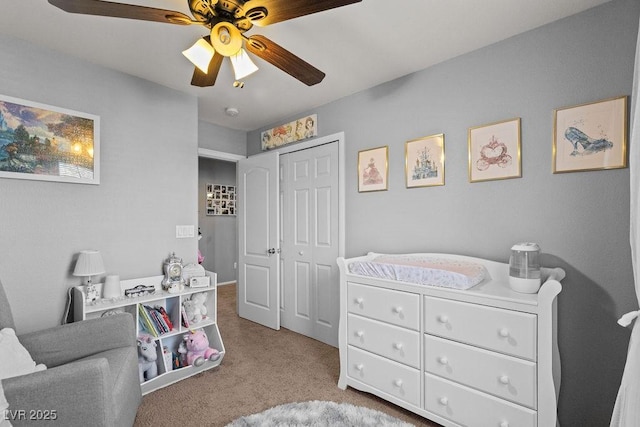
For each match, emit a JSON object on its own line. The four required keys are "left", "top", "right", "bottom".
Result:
{"left": 248, "top": 0, "right": 640, "bottom": 424}
{"left": 0, "top": 34, "right": 198, "bottom": 334}
{"left": 198, "top": 157, "right": 237, "bottom": 283}
{"left": 199, "top": 120, "right": 247, "bottom": 156}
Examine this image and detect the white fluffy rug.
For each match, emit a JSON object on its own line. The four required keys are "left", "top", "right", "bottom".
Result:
{"left": 226, "top": 401, "right": 414, "bottom": 426}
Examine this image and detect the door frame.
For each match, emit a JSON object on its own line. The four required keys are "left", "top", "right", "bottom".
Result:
{"left": 198, "top": 148, "right": 246, "bottom": 162}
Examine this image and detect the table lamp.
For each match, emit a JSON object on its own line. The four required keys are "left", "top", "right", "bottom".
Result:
{"left": 73, "top": 250, "right": 105, "bottom": 303}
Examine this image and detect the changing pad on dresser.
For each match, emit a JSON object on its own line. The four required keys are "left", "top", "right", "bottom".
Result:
{"left": 347, "top": 253, "right": 488, "bottom": 290}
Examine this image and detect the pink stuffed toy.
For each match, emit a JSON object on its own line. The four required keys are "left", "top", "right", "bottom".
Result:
{"left": 183, "top": 330, "right": 219, "bottom": 367}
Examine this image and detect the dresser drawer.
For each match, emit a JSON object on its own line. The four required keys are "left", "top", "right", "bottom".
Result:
{"left": 424, "top": 334, "right": 537, "bottom": 409}
{"left": 425, "top": 373, "right": 537, "bottom": 427}
{"left": 348, "top": 314, "right": 420, "bottom": 368}
{"left": 348, "top": 282, "right": 420, "bottom": 330}
{"left": 348, "top": 346, "right": 420, "bottom": 407}
{"left": 424, "top": 296, "right": 537, "bottom": 360}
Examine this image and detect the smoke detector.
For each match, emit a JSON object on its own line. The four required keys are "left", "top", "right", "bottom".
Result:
{"left": 225, "top": 107, "right": 239, "bottom": 117}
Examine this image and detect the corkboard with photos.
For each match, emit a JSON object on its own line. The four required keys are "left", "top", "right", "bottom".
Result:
{"left": 206, "top": 183, "right": 236, "bottom": 215}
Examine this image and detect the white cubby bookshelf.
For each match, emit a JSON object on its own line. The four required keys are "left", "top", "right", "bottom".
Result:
{"left": 73, "top": 271, "right": 225, "bottom": 394}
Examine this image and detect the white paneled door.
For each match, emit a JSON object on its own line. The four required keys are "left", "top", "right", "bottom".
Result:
{"left": 237, "top": 152, "right": 280, "bottom": 330}
{"left": 237, "top": 134, "right": 343, "bottom": 346}
{"left": 280, "top": 142, "right": 340, "bottom": 346}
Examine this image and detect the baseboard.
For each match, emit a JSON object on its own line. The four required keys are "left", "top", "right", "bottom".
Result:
{"left": 218, "top": 281, "right": 236, "bottom": 287}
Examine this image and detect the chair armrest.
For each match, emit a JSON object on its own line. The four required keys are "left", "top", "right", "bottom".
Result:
{"left": 2, "top": 358, "right": 114, "bottom": 427}
{"left": 18, "top": 313, "right": 136, "bottom": 367}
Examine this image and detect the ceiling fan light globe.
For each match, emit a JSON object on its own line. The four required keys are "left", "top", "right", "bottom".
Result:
{"left": 182, "top": 38, "right": 216, "bottom": 73}
{"left": 230, "top": 48, "right": 259, "bottom": 80}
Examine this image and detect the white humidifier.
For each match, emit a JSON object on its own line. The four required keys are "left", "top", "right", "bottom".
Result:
{"left": 509, "top": 242, "right": 541, "bottom": 293}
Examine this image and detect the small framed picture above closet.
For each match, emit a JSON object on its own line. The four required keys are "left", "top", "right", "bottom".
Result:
{"left": 206, "top": 183, "right": 236, "bottom": 216}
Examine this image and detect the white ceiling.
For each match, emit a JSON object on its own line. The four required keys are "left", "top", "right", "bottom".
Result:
{"left": 0, "top": 1, "right": 611, "bottom": 131}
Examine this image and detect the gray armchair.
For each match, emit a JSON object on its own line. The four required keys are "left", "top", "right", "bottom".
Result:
{"left": 0, "top": 280, "right": 141, "bottom": 426}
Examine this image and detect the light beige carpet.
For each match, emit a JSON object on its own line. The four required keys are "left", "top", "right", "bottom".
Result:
{"left": 133, "top": 284, "right": 437, "bottom": 427}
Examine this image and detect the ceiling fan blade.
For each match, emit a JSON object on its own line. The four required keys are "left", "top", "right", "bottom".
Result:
{"left": 47, "top": 0, "right": 196, "bottom": 25}
{"left": 242, "top": 0, "right": 362, "bottom": 27}
{"left": 246, "top": 35, "right": 325, "bottom": 86}
{"left": 191, "top": 52, "right": 224, "bottom": 87}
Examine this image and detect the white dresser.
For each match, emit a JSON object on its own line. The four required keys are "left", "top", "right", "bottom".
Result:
{"left": 337, "top": 253, "right": 564, "bottom": 427}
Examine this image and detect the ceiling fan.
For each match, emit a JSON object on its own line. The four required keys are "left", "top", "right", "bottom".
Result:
{"left": 47, "top": 0, "right": 362, "bottom": 87}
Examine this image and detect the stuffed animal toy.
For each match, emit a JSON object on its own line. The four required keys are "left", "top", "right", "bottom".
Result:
{"left": 182, "top": 292, "right": 207, "bottom": 324}
{"left": 182, "top": 300, "right": 198, "bottom": 325}
{"left": 137, "top": 334, "right": 158, "bottom": 382}
{"left": 182, "top": 329, "right": 219, "bottom": 367}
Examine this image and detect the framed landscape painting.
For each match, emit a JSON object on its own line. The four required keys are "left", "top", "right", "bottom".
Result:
{"left": 553, "top": 96, "right": 627, "bottom": 173}
{"left": 358, "top": 146, "right": 388, "bottom": 192}
{"left": 0, "top": 94, "right": 100, "bottom": 184}
{"left": 405, "top": 133, "right": 445, "bottom": 188}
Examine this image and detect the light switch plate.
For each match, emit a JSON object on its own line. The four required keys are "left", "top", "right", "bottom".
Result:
{"left": 176, "top": 225, "right": 195, "bottom": 238}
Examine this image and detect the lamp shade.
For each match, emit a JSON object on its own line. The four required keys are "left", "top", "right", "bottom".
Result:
{"left": 73, "top": 250, "right": 105, "bottom": 277}
{"left": 230, "top": 48, "right": 259, "bottom": 81}
{"left": 182, "top": 38, "right": 216, "bottom": 73}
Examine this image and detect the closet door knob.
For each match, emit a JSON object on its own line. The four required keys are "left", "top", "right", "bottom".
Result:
{"left": 439, "top": 397, "right": 449, "bottom": 406}
{"left": 499, "top": 328, "right": 510, "bottom": 338}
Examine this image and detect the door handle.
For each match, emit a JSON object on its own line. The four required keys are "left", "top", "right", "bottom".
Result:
{"left": 267, "top": 248, "right": 276, "bottom": 255}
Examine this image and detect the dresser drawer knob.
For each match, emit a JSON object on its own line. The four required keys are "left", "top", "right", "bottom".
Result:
{"left": 393, "top": 342, "right": 403, "bottom": 350}
{"left": 438, "top": 397, "right": 449, "bottom": 406}
{"left": 437, "top": 315, "right": 449, "bottom": 324}
{"left": 354, "top": 297, "right": 364, "bottom": 306}
{"left": 500, "top": 422, "right": 509, "bottom": 427}
{"left": 499, "top": 375, "right": 510, "bottom": 384}
{"left": 355, "top": 330, "right": 364, "bottom": 338}
{"left": 355, "top": 363, "right": 364, "bottom": 371}
{"left": 438, "top": 356, "right": 449, "bottom": 365}
{"left": 392, "top": 306, "right": 404, "bottom": 314}
{"left": 498, "top": 328, "right": 510, "bottom": 338}
{"left": 393, "top": 379, "right": 403, "bottom": 388}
